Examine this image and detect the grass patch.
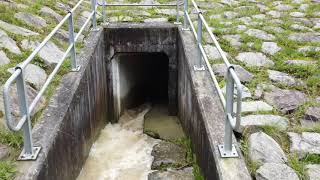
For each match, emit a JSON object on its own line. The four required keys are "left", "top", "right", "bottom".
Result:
{"left": 287, "top": 154, "right": 306, "bottom": 179}
{"left": 193, "top": 157, "right": 204, "bottom": 180}
{"left": 302, "top": 154, "right": 320, "bottom": 164}
{"left": 260, "top": 125, "right": 290, "bottom": 153}
{"left": 0, "top": 161, "right": 15, "bottom": 180}
{"left": 244, "top": 67, "right": 269, "bottom": 92}
{"left": 174, "top": 138, "right": 204, "bottom": 180}
{"left": 291, "top": 123, "right": 320, "bottom": 134}
{"left": 239, "top": 138, "right": 261, "bottom": 176}
{"left": 0, "top": 131, "right": 22, "bottom": 149}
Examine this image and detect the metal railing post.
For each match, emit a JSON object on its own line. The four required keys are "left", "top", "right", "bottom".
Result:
{"left": 68, "top": 12, "right": 80, "bottom": 71}
{"left": 194, "top": 12, "right": 205, "bottom": 71}
{"left": 15, "top": 69, "right": 41, "bottom": 160}
{"left": 16, "top": 72, "right": 32, "bottom": 155}
{"left": 174, "top": 0, "right": 181, "bottom": 24}
{"left": 183, "top": 0, "right": 189, "bottom": 30}
{"left": 224, "top": 70, "right": 234, "bottom": 151}
{"left": 102, "top": 0, "right": 107, "bottom": 23}
{"left": 91, "top": 0, "right": 98, "bottom": 31}
{"left": 218, "top": 67, "right": 239, "bottom": 158}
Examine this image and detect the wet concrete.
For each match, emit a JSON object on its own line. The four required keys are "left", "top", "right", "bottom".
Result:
{"left": 144, "top": 104, "right": 185, "bottom": 141}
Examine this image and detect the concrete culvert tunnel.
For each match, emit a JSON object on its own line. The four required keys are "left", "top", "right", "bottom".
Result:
{"left": 15, "top": 23, "right": 250, "bottom": 180}
{"left": 110, "top": 53, "right": 171, "bottom": 121}
{"left": 117, "top": 53, "right": 169, "bottom": 107}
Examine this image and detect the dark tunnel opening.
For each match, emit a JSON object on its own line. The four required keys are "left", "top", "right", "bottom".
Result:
{"left": 112, "top": 52, "right": 170, "bottom": 115}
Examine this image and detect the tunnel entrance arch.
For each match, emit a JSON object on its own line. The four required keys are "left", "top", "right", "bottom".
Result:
{"left": 109, "top": 53, "right": 171, "bottom": 121}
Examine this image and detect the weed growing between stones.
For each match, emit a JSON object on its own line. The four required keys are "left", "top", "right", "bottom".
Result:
{"left": 260, "top": 125, "right": 290, "bottom": 152}
{"left": 302, "top": 154, "right": 320, "bottom": 164}
{"left": 174, "top": 138, "right": 204, "bottom": 180}
{"left": 0, "top": 131, "right": 22, "bottom": 150}
{"left": 239, "top": 137, "right": 260, "bottom": 176}
{"left": 0, "top": 161, "right": 15, "bottom": 180}
{"left": 287, "top": 154, "right": 306, "bottom": 179}
{"left": 240, "top": 125, "right": 290, "bottom": 175}
{"left": 0, "top": 0, "right": 319, "bottom": 178}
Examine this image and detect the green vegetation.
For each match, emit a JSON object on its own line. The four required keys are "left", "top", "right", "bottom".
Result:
{"left": 240, "top": 134, "right": 260, "bottom": 176}
{"left": 0, "top": 1, "right": 91, "bottom": 178}
{"left": 0, "top": 131, "right": 22, "bottom": 149}
{"left": 260, "top": 125, "right": 290, "bottom": 153}
{"left": 174, "top": 138, "right": 204, "bottom": 180}
{"left": 240, "top": 125, "right": 290, "bottom": 175}
{"left": 303, "top": 154, "right": 320, "bottom": 164}
{"left": 0, "top": 161, "right": 15, "bottom": 180}
{"left": 0, "top": 0, "right": 319, "bottom": 179}
{"left": 288, "top": 154, "right": 306, "bottom": 179}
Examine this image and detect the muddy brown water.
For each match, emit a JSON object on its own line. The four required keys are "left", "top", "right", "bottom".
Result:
{"left": 77, "top": 104, "right": 185, "bottom": 180}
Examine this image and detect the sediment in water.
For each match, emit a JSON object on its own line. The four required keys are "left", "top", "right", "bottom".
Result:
{"left": 77, "top": 103, "right": 193, "bottom": 180}
{"left": 77, "top": 104, "right": 158, "bottom": 180}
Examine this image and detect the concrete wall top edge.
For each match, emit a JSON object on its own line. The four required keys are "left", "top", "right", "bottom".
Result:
{"left": 105, "top": 22, "right": 177, "bottom": 29}
{"left": 178, "top": 28, "right": 251, "bottom": 180}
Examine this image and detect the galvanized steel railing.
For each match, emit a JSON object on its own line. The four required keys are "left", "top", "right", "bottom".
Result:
{"left": 2, "top": 0, "right": 243, "bottom": 160}
{"left": 97, "top": 0, "right": 183, "bottom": 25}
{"left": 2, "top": 0, "right": 99, "bottom": 160}
{"left": 182, "top": 0, "right": 243, "bottom": 158}
{"left": 98, "top": 0, "right": 243, "bottom": 158}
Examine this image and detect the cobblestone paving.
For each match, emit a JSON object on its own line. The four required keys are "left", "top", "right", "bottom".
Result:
{"left": 0, "top": 0, "right": 319, "bottom": 179}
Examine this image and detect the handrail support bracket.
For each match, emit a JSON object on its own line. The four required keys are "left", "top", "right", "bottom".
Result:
{"left": 193, "top": 65, "right": 205, "bottom": 71}
{"left": 182, "top": 27, "right": 190, "bottom": 31}
{"left": 71, "top": 65, "right": 81, "bottom": 72}
{"left": 218, "top": 144, "right": 238, "bottom": 158}
{"left": 18, "top": 146, "right": 41, "bottom": 160}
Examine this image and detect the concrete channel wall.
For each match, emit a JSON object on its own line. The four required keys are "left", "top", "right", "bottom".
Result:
{"left": 105, "top": 23, "right": 178, "bottom": 120}
{"left": 177, "top": 29, "right": 251, "bottom": 180}
{"left": 15, "top": 29, "right": 109, "bottom": 180}
{"left": 13, "top": 23, "right": 250, "bottom": 180}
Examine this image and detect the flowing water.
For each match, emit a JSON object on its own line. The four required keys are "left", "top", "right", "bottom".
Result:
{"left": 77, "top": 104, "right": 159, "bottom": 180}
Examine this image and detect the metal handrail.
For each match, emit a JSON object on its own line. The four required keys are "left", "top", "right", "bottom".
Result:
{"left": 183, "top": 0, "right": 243, "bottom": 157}
{"left": 2, "top": 0, "right": 99, "bottom": 160}
{"left": 2, "top": 0, "right": 244, "bottom": 161}
{"left": 100, "top": 0, "right": 244, "bottom": 157}
{"left": 97, "top": 0, "right": 183, "bottom": 25}
{"left": 97, "top": 3, "right": 180, "bottom": 6}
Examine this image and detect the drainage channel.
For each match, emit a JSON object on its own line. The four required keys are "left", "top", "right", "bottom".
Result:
{"left": 77, "top": 104, "right": 196, "bottom": 180}
{"left": 78, "top": 50, "right": 198, "bottom": 179}
{"left": 10, "top": 24, "right": 250, "bottom": 180}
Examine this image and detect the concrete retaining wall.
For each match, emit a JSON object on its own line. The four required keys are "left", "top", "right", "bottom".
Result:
{"left": 177, "top": 28, "right": 251, "bottom": 180}
{"left": 15, "top": 29, "right": 108, "bottom": 180}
